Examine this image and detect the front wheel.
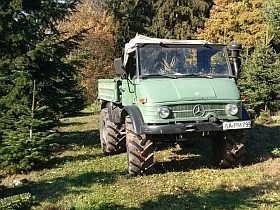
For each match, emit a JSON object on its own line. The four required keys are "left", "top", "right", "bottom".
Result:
{"left": 212, "top": 130, "right": 246, "bottom": 168}
{"left": 125, "top": 116, "right": 154, "bottom": 176}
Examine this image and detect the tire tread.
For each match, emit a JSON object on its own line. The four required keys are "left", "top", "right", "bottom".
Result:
{"left": 212, "top": 130, "right": 246, "bottom": 168}
{"left": 126, "top": 116, "right": 154, "bottom": 176}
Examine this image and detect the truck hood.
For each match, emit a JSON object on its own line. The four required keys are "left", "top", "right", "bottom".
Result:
{"left": 138, "top": 78, "right": 240, "bottom": 103}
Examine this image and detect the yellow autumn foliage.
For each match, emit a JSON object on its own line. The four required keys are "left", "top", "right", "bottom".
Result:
{"left": 196, "top": 0, "right": 268, "bottom": 48}
{"left": 60, "top": 0, "right": 115, "bottom": 101}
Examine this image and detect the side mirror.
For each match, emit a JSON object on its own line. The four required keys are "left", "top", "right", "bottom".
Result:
{"left": 114, "top": 58, "right": 125, "bottom": 75}
{"left": 229, "top": 42, "right": 242, "bottom": 78}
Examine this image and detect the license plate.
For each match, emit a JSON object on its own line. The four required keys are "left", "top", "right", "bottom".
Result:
{"left": 223, "top": 120, "right": 251, "bottom": 130}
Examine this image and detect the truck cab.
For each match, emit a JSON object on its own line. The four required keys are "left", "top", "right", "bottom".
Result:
{"left": 98, "top": 35, "right": 251, "bottom": 176}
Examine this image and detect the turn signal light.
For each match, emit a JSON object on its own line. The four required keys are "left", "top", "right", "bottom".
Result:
{"left": 139, "top": 98, "right": 147, "bottom": 104}
{"left": 241, "top": 95, "right": 246, "bottom": 101}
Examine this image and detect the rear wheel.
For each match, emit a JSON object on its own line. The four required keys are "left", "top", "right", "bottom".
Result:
{"left": 212, "top": 130, "right": 246, "bottom": 168}
{"left": 99, "top": 108, "right": 126, "bottom": 155}
{"left": 125, "top": 116, "right": 154, "bottom": 176}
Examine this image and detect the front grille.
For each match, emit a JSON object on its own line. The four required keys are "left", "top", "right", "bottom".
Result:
{"left": 170, "top": 104, "right": 226, "bottom": 119}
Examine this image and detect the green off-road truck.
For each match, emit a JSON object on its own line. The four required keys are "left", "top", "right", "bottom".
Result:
{"left": 98, "top": 35, "right": 251, "bottom": 176}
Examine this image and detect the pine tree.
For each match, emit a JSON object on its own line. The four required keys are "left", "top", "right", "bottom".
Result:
{"left": 264, "top": 0, "right": 280, "bottom": 48}
{"left": 107, "top": 0, "right": 213, "bottom": 56}
{"left": 106, "top": 0, "right": 153, "bottom": 56}
{"left": 0, "top": 72, "right": 54, "bottom": 173}
{"left": 149, "top": 0, "right": 212, "bottom": 40}
{"left": 0, "top": 0, "right": 84, "bottom": 172}
{"left": 238, "top": 45, "right": 280, "bottom": 115}
{"left": 0, "top": 0, "right": 84, "bottom": 116}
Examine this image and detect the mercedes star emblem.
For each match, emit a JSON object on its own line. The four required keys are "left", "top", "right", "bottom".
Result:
{"left": 193, "top": 104, "right": 205, "bottom": 116}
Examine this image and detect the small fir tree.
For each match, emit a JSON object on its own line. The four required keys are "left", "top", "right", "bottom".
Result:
{"left": 238, "top": 45, "right": 280, "bottom": 115}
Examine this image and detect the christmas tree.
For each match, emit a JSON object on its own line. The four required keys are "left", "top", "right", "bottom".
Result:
{"left": 0, "top": 0, "right": 84, "bottom": 172}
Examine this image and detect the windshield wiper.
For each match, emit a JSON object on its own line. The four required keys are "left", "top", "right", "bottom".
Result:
{"left": 203, "top": 43, "right": 212, "bottom": 49}
{"left": 159, "top": 42, "right": 169, "bottom": 48}
{"left": 181, "top": 74, "right": 213, "bottom": 79}
{"left": 141, "top": 74, "right": 177, "bottom": 79}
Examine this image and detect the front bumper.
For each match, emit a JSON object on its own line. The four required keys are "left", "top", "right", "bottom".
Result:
{"left": 140, "top": 120, "right": 251, "bottom": 135}
{"left": 140, "top": 122, "right": 223, "bottom": 134}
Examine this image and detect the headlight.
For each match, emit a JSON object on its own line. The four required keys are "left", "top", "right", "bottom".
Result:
{"left": 225, "top": 104, "right": 238, "bottom": 116}
{"left": 157, "top": 106, "right": 170, "bottom": 119}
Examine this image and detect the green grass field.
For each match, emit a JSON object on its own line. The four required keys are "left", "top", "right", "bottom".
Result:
{"left": 1, "top": 110, "right": 280, "bottom": 210}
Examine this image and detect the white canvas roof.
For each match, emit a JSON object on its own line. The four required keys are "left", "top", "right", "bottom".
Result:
{"left": 124, "top": 34, "right": 211, "bottom": 65}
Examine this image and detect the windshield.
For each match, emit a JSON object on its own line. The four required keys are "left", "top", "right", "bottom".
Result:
{"left": 139, "top": 45, "right": 231, "bottom": 77}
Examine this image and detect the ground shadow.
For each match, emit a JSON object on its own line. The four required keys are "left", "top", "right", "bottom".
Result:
{"left": 246, "top": 124, "right": 280, "bottom": 164}
{"left": 139, "top": 182, "right": 279, "bottom": 210}
{"left": 58, "top": 121, "right": 87, "bottom": 128}
{"left": 53, "top": 130, "right": 100, "bottom": 149}
{"left": 64, "top": 111, "right": 95, "bottom": 118}
{"left": 155, "top": 156, "right": 211, "bottom": 174}
{"left": 3, "top": 181, "right": 279, "bottom": 209}
{"left": 41, "top": 129, "right": 102, "bottom": 170}
{"left": 2, "top": 170, "right": 126, "bottom": 202}
{"left": 48, "top": 152, "right": 104, "bottom": 168}
{"left": 154, "top": 124, "right": 280, "bottom": 172}
{"left": 90, "top": 181, "right": 279, "bottom": 210}
{"left": 49, "top": 123, "right": 280, "bottom": 174}
{"left": 154, "top": 139, "right": 214, "bottom": 173}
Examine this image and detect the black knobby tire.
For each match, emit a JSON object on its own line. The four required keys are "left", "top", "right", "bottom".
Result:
{"left": 212, "top": 129, "right": 246, "bottom": 168}
{"left": 99, "top": 108, "right": 126, "bottom": 155}
{"left": 125, "top": 116, "right": 154, "bottom": 176}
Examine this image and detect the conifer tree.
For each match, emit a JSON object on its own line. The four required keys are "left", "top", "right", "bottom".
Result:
{"left": 106, "top": 0, "right": 153, "bottom": 56}
{"left": 238, "top": 45, "right": 280, "bottom": 115}
{"left": 106, "top": 0, "right": 213, "bottom": 56}
{"left": 1, "top": 0, "right": 84, "bottom": 116}
{"left": 149, "top": 0, "right": 212, "bottom": 40}
{"left": 0, "top": 0, "right": 84, "bottom": 172}
{"left": 264, "top": 0, "right": 280, "bottom": 47}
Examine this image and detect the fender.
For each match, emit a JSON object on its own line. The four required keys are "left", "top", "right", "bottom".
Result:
{"left": 123, "top": 105, "right": 146, "bottom": 135}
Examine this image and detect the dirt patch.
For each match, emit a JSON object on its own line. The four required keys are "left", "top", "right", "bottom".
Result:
{"left": 1, "top": 172, "right": 39, "bottom": 187}
{"left": 262, "top": 159, "right": 280, "bottom": 180}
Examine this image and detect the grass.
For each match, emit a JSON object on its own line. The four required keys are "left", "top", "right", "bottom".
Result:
{"left": 1, "top": 111, "right": 280, "bottom": 210}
